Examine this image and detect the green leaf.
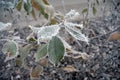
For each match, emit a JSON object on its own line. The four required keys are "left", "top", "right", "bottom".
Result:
{"left": 28, "top": 37, "right": 36, "bottom": 43}
{"left": 35, "top": 44, "right": 47, "bottom": 61}
{"left": 37, "top": 24, "right": 60, "bottom": 42}
{"left": 40, "top": 8, "right": 48, "bottom": 19}
{"left": 2, "top": 41, "right": 18, "bottom": 59}
{"left": 92, "top": 6, "right": 97, "bottom": 15}
{"left": 48, "top": 36, "right": 65, "bottom": 65}
{"left": 19, "top": 44, "right": 33, "bottom": 63}
{"left": 16, "top": 0, "right": 22, "bottom": 11}
{"left": 24, "top": 3, "right": 29, "bottom": 14}
{"left": 82, "top": 8, "right": 88, "bottom": 14}
{"left": 24, "top": 0, "right": 32, "bottom": 15}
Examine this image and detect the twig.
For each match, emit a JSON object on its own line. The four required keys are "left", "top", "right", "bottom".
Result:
{"left": 61, "top": 0, "right": 67, "bottom": 14}
{"left": 90, "top": 27, "right": 120, "bottom": 40}
{"left": 103, "top": 53, "right": 119, "bottom": 66}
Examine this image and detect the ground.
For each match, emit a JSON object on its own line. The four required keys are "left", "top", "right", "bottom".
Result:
{"left": 0, "top": 0, "right": 120, "bottom": 79}
{"left": 0, "top": 14, "right": 120, "bottom": 80}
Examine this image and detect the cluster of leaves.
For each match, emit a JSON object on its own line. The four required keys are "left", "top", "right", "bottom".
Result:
{"left": 0, "top": 9, "right": 89, "bottom": 79}
{"left": 1, "top": 10, "right": 88, "bottom": 64}
{"left": 82, "top": 0, "right": 100, "bottom": 15}
{"left": 16, "top": 0, "right": 53, "bottom": 20}
{"left": 2, "top": 0, "right": 120, "bottom": 79}
{"left": 0, "top": 0, "right": 93, "bottom": 79}
{"left": 28, "top": 9, "right": 89, "bottom": 65}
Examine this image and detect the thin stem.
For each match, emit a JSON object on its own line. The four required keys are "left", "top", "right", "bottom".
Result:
{"left": 90, "top": 26, "right": 119, "bottom": 40}
{"left": 61, "top": 0, "right": 67, "bottom": 14}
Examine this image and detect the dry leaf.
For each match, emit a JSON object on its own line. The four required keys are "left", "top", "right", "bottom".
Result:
{"left": 32, "top": 1, "right": 43, "bottom": 11}
{"left": 50, "top": 19, "right": 57, "bottom": 25}
{"left": 67, "top": 49, "right": 89, "bottom": 60}
{"left": 72, "top": 55, "right": 82, "bottom": 59}
{"left": 80, "top": 53, "right": 89, "bottom": 60}
{"left": 31, "top": 8, "right": 37, "bottom": 20}
{"left": 30, "top": 65, "right": 43, "bottom": 79}
{"left": 38, "top": 58, "right": 48, "bottom": 67}
{"left": 108, "top": 32, "right": 120, "bottom": 41}
{"left": 63, "top": 65, "right": 78, "bottom": 72}
{"left": 72, "top": 52, "right": 89, "bottom": 60}
{"left": 66, "top": 48, "right": 72, "bottom": 53}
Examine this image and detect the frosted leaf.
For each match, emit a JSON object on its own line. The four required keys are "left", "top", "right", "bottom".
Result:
{"left": 64, "top": 21, "right": 83, "bottom": 30}
{"left": 48, "top": 36, "right": 65, "bottom": 65}
{"left": 63, "top": 65, "right": 78, "bottom": 72}
{"left": 23, "top": 0, "right": 27, "bottom": 3}
{"left": 0, "top": 22, "right": 12, "bottom": 31}
{"left": 6, "top": 2, "right": 15, "bottom": 9}
{"left": 37, "top": 24, "right": 60, "bottom": 43}
{"left": 35, "top": 44, "right": 47, "bottom": 61}
{"left": 2, "top": 40, "right": 19, "bottom": 61}
{"left": 28, "top": 25, "right": 42, "bottom": 34}
{"left": 57, "top": 36, "right": 71, "bottom": 49}
{"left": 65, "top": 25, "right": 89, "bottom": 43}
{"left": 65, "top": 10, "right": 80, "bottom": 20}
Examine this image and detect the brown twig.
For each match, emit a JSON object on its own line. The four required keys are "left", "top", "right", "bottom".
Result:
{"left": 90, "top": 26, "right": 120, "bottom": 40}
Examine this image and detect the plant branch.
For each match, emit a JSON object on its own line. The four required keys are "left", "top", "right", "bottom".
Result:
{"left": 90, "top": 26, "right": 120, "bottom": 40}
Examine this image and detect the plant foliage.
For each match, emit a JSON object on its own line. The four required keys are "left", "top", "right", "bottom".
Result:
{"left": 15, "top": 0, "right": 54, "bottom": 20}
{"left": 48, "top": 36, "right": 65, "bottom": 65}
{"left": 28, "top": 10, "right": 89, "bottom": 64}
{"left": 0, "top": 22, "right": 12, "bottom": 31}
{"left": 0, "top": 1, "right": 91, "bottom": 79}
{"left": 2, "top": 40, "right": 18, "bottom": 60}
{"left": 35, "top": 44, "right": 47, "bottom": 61}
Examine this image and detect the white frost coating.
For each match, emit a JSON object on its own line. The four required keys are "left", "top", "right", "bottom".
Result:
{"left": 0, "top": 22, "right": 12, "bottom": 31}
{"left": 23, "top": 0, "right": 27, "bottom": 3}
{"left": 3, "top": 40, "right": 19, "bottom": 62}
{"left": 57, "top": 36, "right": 71, "bottom": 49}
{"left": 28, "top": 25, "right": 42, "bottom": 34}
{"left": 37, "top": 25, "right": 60, "bottom": 44}
{"left": 64, "top": 21, "right": 89, "bottom": 43}
{"left": 65, "top": 9, "right": 80, "bottom": 19}
{"left": 66, "top": 27, "right": 89, "bottom": 44}
{"left": 64, "top": 21, "right": 83, "bottom": 29}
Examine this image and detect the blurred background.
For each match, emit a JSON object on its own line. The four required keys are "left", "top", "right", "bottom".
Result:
{"left": 0, "top": 0, "right": 119, "bottom": 27}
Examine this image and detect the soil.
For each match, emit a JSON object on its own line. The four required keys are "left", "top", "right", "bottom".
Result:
{"left": 0, "top": 1, "right": 120, "bottom": 79}
{"left": 0, "top": 14, "right": 120, "bottom": 80}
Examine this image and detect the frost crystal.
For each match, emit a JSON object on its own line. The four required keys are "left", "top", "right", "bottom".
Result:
{"left": 37, "top": 25, "right": 60, "bottom": 44}
{"left": 64, "top": 21, "right": 83, "bottom": 29}
{"left": 0, "top": 22, "right": 12, "bottom": 31}
{"left": 64, "top": 21, "right": 89, "bottom": 43}
{"left": 28, "top": 25, "right": 42, "bottom": 34}
{"left": 66, "top": 27, "right": 88, "bottom": 43}
{"left": 29, "top": 9, "right": 89, "bottom": 44}
{"left": 65, "top": 9, "right": 80, "bottom": 20}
